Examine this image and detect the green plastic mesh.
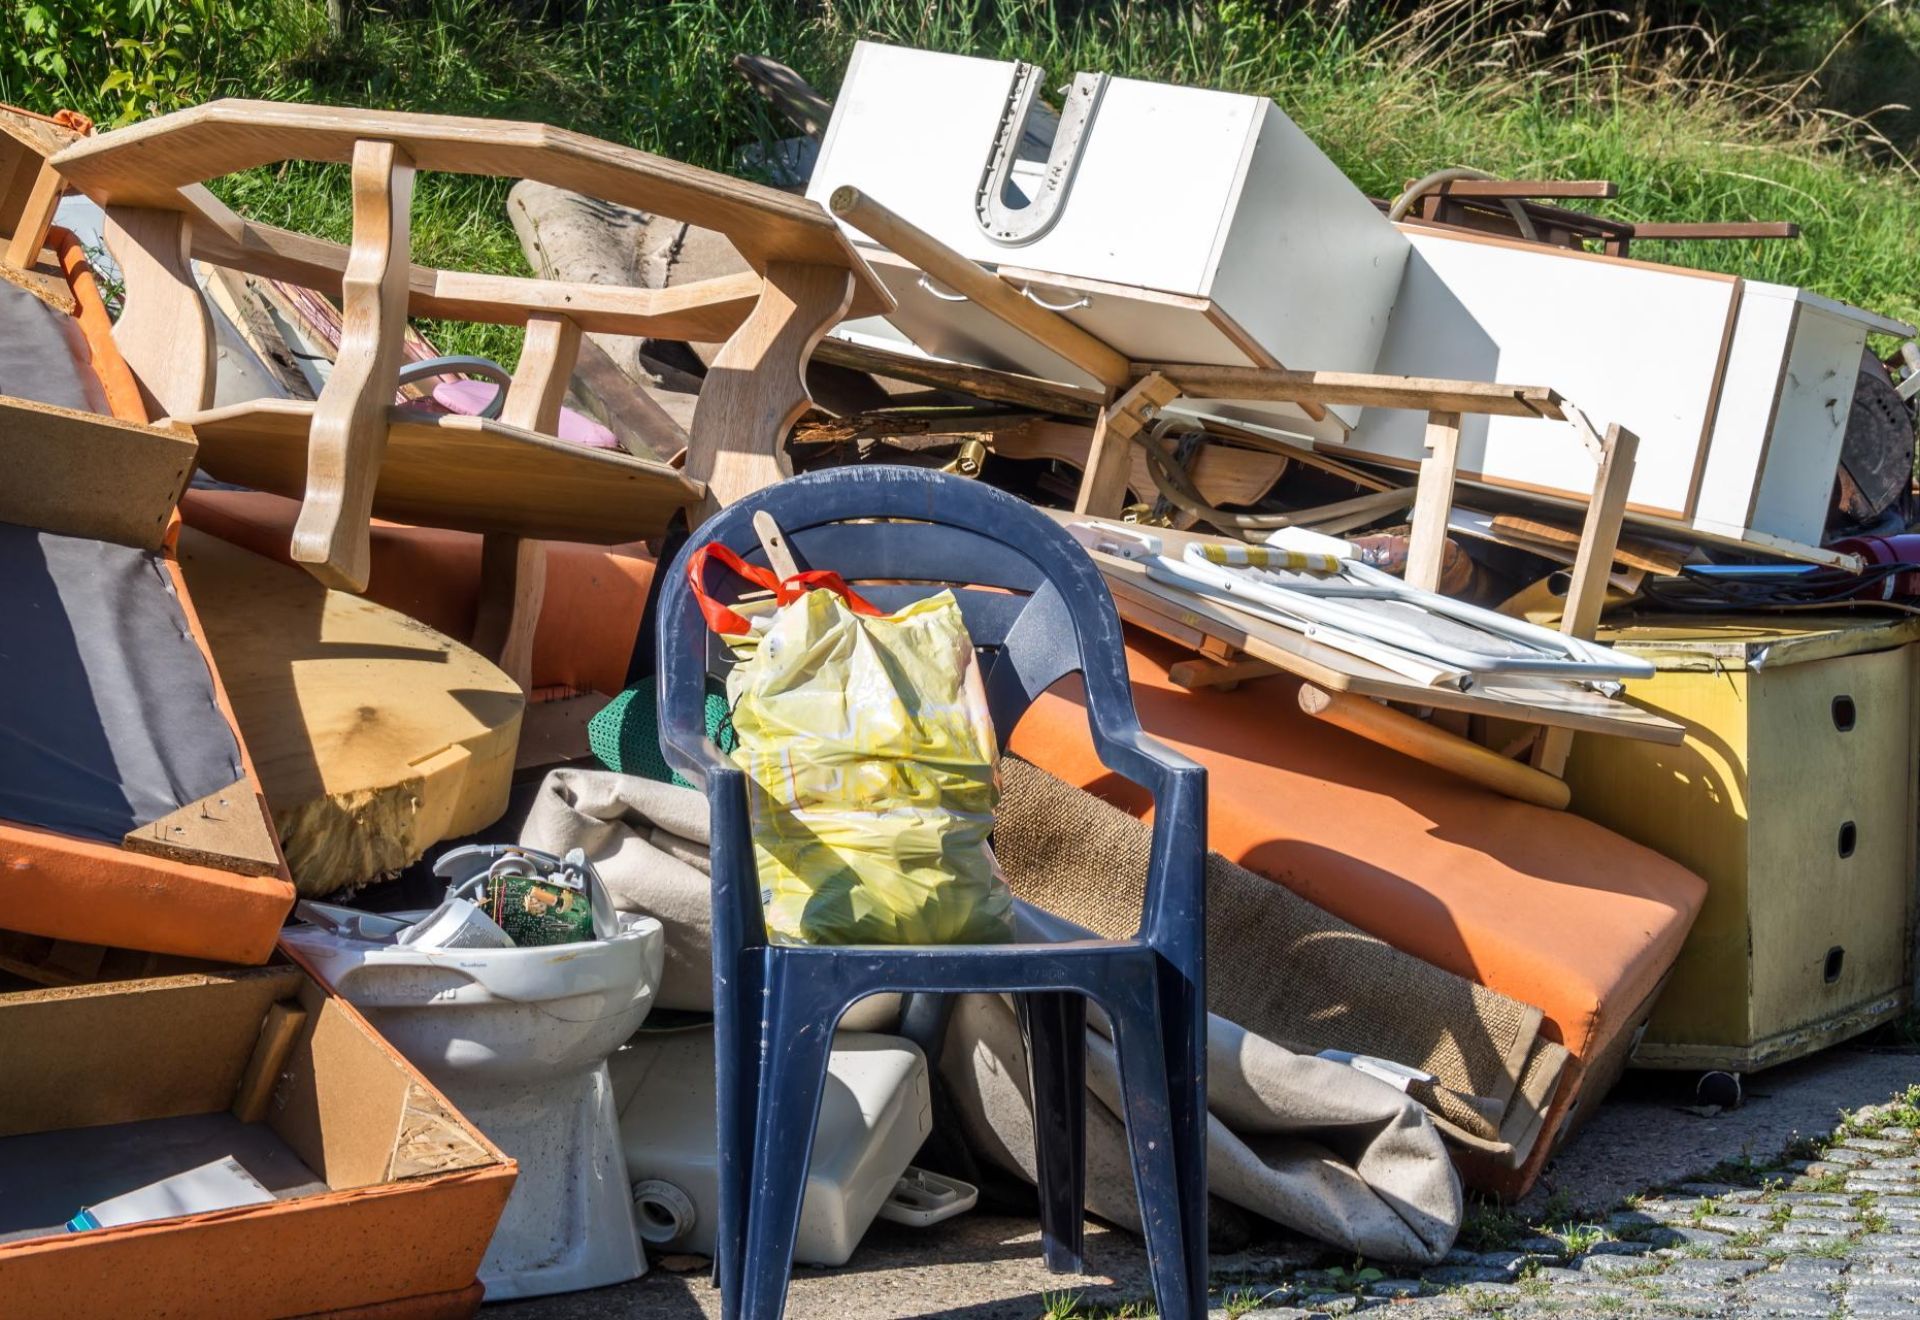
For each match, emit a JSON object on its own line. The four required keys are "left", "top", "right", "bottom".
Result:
{"left": 588, "top": 681, "right": 736, "bottom": 786}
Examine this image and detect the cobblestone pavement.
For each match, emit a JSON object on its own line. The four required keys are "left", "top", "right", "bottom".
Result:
{"left": 1209, "top": 1089, "right": 1920, "bottom": 1320}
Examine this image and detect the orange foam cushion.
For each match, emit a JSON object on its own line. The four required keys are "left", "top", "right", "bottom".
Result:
{"left": 1007, "top": 632, "right": 1706, "bottom": 1065}
{"left": 180, "top": 489, "right": 656, "bottom": 699}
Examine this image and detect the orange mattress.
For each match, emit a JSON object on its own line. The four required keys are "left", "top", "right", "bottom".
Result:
{"left": 181, "top": 489, "right": 655, "bottom": 699}
{"left": 1008, "top": 632, "right": 1707, "bottom": 1193}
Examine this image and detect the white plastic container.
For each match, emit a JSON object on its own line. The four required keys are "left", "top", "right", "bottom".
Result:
{"left": 611, "top": 1027, "right": 933, "bottom": 1266}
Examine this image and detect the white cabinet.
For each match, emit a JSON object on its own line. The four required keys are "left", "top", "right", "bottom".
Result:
{"left": 1344, "top": 228, "right": 1911, "bottom": 559}
{"left": 809, "top": 41, "right": 1408, "bottom": 432}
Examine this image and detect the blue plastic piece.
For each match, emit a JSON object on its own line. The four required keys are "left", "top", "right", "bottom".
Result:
{"left": 657, "top": 468, "right": 1209, "bottom": 1319}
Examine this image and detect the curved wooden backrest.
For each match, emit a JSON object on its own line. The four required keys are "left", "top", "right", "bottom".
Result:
{"left": 48, "top": 100, "right": 896, "bottom": 653}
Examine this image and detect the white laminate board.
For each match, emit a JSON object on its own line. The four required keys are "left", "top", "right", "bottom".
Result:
{"left": 1345, "top": 230, "right": 1739, "bottom": 517}
{"left": 1750, "top": 301, "right": 1868, "bottom": 544}
{"left": 1209, "top": 101, "right": 1410, "bottom": 425}
{"left": 1693, "top": 282, "right": 1797, "bottom": 535}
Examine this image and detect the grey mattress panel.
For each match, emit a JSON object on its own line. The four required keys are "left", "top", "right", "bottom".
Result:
{"left": 0, "top": 520, "right": 246, "bottom": 843}
{"left": 0, "top": 278, "right": 111, "bottom": 414}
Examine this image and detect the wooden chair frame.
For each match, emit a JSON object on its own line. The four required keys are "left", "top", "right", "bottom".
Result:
{"left": 46, "top": 99, "right": 893, "bottom": 688}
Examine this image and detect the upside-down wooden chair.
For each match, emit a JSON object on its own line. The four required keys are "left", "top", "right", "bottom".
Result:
{"left": 47, "top": 100, "right": 892, "bottom": 690}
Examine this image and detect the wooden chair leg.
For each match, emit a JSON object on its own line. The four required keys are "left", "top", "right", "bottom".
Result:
{"left": 1405, "top": 409, "right": 1462, "bottom": 592}
{"left": 291, "top": 138, "right": 415, "bottom": 593}
{"left": 470, "top": 311, "right": 581, "bottom": 688}
{"left": 103, "top": 206, "right": 215, "bottom": 420}
{"left": 1075, "top": 372, "right": 1180, "bottom": 518}
{"left": 1533, "top": 423, "right": 1639, "bottom": 776}
{"left": 684, "top": 259, "right": 855, "bottom": 515}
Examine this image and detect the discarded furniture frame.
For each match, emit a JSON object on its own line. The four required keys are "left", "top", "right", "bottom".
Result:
{"left": 0, "top": 104, "right": 90, "bottom": 311}
{"left": 824, "top": 175, "right": 1655, "bottom": 797}
{"left": 1401, "top": 177, "right": 1802, "bottom": 259}
{"left": 48, "top": 99, "right": 892, "bottom": 688}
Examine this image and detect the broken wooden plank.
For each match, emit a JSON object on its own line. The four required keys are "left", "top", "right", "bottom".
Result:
{"left": 1135, "top": 363, "right": 1566, "bottom": 418}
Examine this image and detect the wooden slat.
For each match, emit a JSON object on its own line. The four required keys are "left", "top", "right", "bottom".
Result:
{"left": 1431, "top": 179, "right": 1619, "bottom": 200}
{"left": 1135, "top": 363, "right": 1566, "bottom": 418}
{"left": 51, "top": 98, "right": 890, "bottom": 316}
{"left": 812, "top": 336, "right": 1105, "bottom": 416}
{"left": 1533, "top": 423, "right": 1640, "bottom": 777}
{"left": 1404, "top": 410, "right": 1462, "bottom": 593}
{"left": 829, "top": 185, "right": 1131, "bottom": 390}
{"left": 184, "top": 398, "right": 702, "bottom": 543}
{"left": 1628, "top": 221, "right": 1799, "bottom": 243}
{"left": 0, "top": 395, "right": 197, "bottom": 549}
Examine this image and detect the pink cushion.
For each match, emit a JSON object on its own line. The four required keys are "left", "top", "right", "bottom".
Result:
{"left": 431, "top": 379, "right": 621, "bottom": 450}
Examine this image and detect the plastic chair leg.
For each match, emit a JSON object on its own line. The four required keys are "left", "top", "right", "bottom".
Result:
{"left": 712, "top": 987, "right": 764, "bottom": 1320}
{"left": 1107, "top": 995, "right": 1204, "bottom": 1320}
{"left": 1019, "top": 990, "right": 1088, "bottom": 1274}
{"left": 737, "top": 990, "right": 839, "bottom": 1320}
{"left": 1161, "top": 968, "right": 1211, "bottom": 1308}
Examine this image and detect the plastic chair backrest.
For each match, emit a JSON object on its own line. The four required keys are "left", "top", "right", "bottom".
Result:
{"left": 658, "top": 467, "right": 1174, "bottom": 940}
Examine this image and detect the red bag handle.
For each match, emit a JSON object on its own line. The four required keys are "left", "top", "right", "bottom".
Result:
{"left": 687, "top": 542, "right": 883, "bottom": 635}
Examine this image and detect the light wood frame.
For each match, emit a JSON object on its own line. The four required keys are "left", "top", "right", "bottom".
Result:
{"left": 48, "top": 99, "right": 895, "bottom": 687}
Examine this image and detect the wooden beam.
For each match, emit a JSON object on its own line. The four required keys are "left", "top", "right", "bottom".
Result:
{"left": 290, "top": 138, "right": 416, "bottom": 593}
{"left": 1136, "top": 363, "right": 1565, "bottom": 418}
{"left": 1533, "top": 422, "right": 1639, "bottom": 777}
{"left": 123, "top": 781, "right": 284, "bottom": 878}
{"left": 1404, "top": 410, "right": 1462, "bottom": 593}
{"left": 1300, "top": 684, "right": 1571, "bottom": 810}
{"left": 684, "top": 259, "right": 855, "bottom": 512}
{"left": 829, "top": 185, "right": 1131, "bottom": 391}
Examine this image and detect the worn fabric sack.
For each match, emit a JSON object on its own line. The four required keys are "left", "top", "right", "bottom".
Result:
{"left": 691, "top": 544, "right": 1012, "bottom": 946}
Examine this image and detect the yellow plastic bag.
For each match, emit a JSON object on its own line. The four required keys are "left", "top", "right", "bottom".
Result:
{"left": 695, "top": 545, "right": 1011, "bottom": 946}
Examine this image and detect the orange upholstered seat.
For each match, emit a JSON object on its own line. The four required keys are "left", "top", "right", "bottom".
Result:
{"left": 181, "top": 489, "right": 657, "bottom": 700}
{"left": 1009, "top": 631, "right": 1707, "bottom": 1196}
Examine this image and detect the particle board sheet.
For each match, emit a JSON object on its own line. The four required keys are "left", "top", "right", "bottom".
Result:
{"left": 181, "top": 397, "right": 702, "bottom": 543}
{"left": 0, "top": 521, "right": 247, "bottom": 845}
{"left": 1347, "top": 229, "right": 1738, "bottom": 519}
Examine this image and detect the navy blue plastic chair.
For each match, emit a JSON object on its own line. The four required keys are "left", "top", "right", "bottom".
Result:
{"left": 657, "top": 468, "right": 1208, "bottom": 1319}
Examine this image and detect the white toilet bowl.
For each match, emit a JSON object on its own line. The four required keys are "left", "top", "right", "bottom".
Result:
{"left": 282, "top": 913, "right": 665, "bottom": 1300}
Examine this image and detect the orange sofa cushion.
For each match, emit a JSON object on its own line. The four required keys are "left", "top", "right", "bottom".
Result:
{"left": 1007, "top": 633, "right": 1707, "bottom": 1069}
{"left": 180, "top": 489, "right": 656, "bottom": 699}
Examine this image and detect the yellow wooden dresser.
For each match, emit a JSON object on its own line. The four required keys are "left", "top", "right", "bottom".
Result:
{"left": 1565, "top": 614, "right": 1920, "bottom": 1077}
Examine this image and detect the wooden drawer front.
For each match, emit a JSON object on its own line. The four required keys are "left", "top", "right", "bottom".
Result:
{"left": 1746, "top": 646, "right": 1915, "bottom": 1039}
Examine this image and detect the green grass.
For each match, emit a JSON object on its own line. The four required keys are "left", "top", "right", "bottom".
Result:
{"left": 3, "top": 0, "right": 1918, "bottom": 361}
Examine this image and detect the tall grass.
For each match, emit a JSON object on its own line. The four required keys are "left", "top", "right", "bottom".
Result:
{"left": 3, "top": 0, "right": 1916, "bottom": 358}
